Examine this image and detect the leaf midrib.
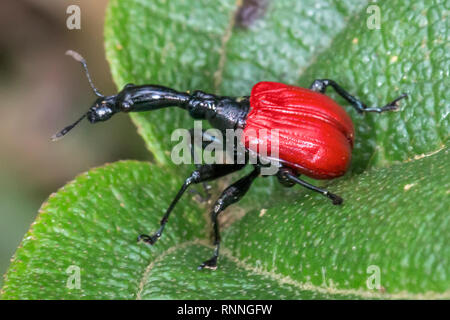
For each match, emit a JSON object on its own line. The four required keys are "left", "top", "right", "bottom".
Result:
{"left": 135, "top": 238, "right": 450, "bottom": 300}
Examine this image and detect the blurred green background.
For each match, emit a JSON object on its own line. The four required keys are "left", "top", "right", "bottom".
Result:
{"left": 0, "top": 0, "right": 149, "bottom": 283}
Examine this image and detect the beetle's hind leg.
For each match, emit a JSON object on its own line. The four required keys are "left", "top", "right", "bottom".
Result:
{"left": 198, "top": 166, "right": 260, "bottom": 270}
{"left": 277, "top": 167, "right": 343, "bottom": 205}
{"left": 310, "top": 79, "right": 407, "bottom": 114}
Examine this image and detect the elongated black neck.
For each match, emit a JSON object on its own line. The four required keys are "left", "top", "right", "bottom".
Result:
{"left": 116, "top": 84, "right": 191, "bottom": 112}
{"left": 114, "top": 84, "right": 250, "bottom": 131}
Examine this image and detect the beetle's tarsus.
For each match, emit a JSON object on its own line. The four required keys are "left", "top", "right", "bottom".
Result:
{"left": 327, "top": 192, "right": 343, "bottom": 205}
{"left": 137, "top": 233, "right": 159, "bottom": 245}
{"left": 198, "top": 256, "right": 218, "bottom": 270}
{"left": 382, "top": 92, "right": 408, "bottom": 112}
{"left": 365, "top": 93, "right": 408, "bottom": 113}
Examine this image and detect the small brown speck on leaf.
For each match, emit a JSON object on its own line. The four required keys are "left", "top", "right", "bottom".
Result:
{"left": 235, "top": 0, "right": 269, "bottom": 29}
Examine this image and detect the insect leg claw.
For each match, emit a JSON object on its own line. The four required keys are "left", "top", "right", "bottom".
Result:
{"left": 327, "top": 192, "right": 343, "bottom": 205}
{"left": 137, "top": 234, "right": 159, "bottom": 245}
{"left": 198, "top": 256, "right": 218, "bottom": 270}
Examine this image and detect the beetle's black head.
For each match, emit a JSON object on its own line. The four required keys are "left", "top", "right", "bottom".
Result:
{"left": 87, "top": 96, "right": 118, "bottom": 123}
{"left": 52, "top": 50, "right": 120, "bottom": 141}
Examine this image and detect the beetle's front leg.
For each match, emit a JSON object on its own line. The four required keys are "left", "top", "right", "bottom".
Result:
{"left": 310, "top": 79, "right": 407, "bottom": 114}
{"left": 138, "top": 163, "right": 245, "bottom": 246}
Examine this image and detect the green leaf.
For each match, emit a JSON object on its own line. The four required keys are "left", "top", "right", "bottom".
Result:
{"left": 1, "top": 162, "right": 206, "bottom": 299}
{"left": 2, "top": 150, "right": 448, "bottom": 299}
{"left": 224, "top": 148, "right": 450, "bottom": 297}
{"left": 137, "top": 241, "right": 359, "bottom": 299}
{"left": 2, "top": 0, "right": 449, "bottom": 300}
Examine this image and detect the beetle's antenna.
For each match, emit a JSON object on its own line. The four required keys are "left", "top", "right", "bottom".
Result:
{"left": 66, "top": 50, "right": 103, "bottom": 97}
{"left": 51, "top": 113, "right": 87, "bottom": 141}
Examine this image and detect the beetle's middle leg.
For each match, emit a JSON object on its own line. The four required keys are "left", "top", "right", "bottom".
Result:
{"left": 310, "top": 79, "right": 407, "bottom": 114}
{"left": 277, "top": 167, "right": 343, "bottom": 205}
{"left": 198, "top": 165, "right": 260, "bottom": 270}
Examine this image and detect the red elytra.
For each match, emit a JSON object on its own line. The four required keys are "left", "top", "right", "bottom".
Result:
{"left": 242, "top": 81, "right": 355, "bottom": 179}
